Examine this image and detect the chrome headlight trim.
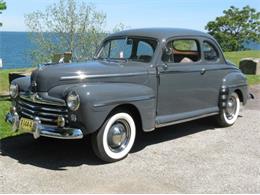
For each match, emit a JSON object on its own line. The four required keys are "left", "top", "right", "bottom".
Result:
{"left": 66, "top": 91, "right": 80, "bottom": 111}
{"left": 9, "top": 84, "right": 19, "bottom": 98}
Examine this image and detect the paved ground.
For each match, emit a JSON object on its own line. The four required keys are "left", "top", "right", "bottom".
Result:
{"left": 0, "top": 86, "right": 259, "bottom": 193}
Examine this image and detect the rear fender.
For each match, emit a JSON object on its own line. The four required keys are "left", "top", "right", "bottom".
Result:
{"left": 219, "top": 71, "right": 248, "bottom": 108}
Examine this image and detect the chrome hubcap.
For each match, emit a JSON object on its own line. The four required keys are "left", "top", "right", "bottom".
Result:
{"left": 107, "top": 119, "right": 130, "bottom": 152}
{"left": 225, "top": 96, "right": 237, "bottom": 119}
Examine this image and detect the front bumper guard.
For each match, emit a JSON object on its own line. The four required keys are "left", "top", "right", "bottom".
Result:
{"left": 5, "top": 111, "right": 83, "bottom": 140}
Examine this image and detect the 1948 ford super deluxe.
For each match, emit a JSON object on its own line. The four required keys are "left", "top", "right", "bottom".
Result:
{"left": 6, "top": 28, "right": 249, "bottom": 162}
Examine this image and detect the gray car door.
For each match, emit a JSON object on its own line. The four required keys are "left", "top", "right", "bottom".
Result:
{"left": 156, "top": 37, "right": 220, "bottom": 125}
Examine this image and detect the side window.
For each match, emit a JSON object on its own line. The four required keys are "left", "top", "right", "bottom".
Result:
{"left": 137, "top": 41, "right": 154, "bottom": 56}
{"left": 173, "top": 40, "right": 198, "bottom": 51}
{"left": 98, "top": 38, "right": 157, "bottom": 62}
{"left": 203, "top": 41, "right": 219, "bottom": 61}
{"left": 110, "top": 39, "right": 132, "bottom": 59}
{"left": 162, "top": 39, "right": 200, "bottom": 63}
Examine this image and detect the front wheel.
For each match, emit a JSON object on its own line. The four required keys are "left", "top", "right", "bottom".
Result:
{"left": 91, "top": 112, "right": 136, "bottom": 162}
{"left": 216, "top": 92, "right": 240, "bottom": 127}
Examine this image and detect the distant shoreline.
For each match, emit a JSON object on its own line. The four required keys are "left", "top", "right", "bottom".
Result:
{"left": 0, "top": 31, "right": 259, "bottom": 70}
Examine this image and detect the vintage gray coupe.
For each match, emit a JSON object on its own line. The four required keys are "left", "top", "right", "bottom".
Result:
{"left": 6, "top": 28, "right": 249, "bottom": 162}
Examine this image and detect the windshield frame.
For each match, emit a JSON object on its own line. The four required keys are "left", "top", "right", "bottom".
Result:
{"left": 95, "top": 36, "right": 159, "bottom": 63}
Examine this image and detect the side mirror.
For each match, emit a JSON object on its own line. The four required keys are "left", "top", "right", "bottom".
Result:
{"left": 126, "top": 38, "right": 133, "bottom": 45}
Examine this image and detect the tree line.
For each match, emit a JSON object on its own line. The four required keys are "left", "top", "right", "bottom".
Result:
{"left": 0, "top": 0, "right": 7, "bottom": 26}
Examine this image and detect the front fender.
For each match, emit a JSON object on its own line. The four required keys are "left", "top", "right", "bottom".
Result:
{"left": 70, "top": 83, "right": 156, "bottom": 134}
{"left": 12, "top": 76, "right": 31, "bottom": 92}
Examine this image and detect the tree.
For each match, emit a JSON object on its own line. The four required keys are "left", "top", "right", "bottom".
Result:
{"left": 112, "top": 23, "right": 130, "bottom": 33}
{"left": 0, "top": 0, "right": 7, "bottom": 27}
{"left": 25, "top": 0, "right": 125, "bottom": 65}
{"left": 205, "top": 5, "right": 260, "bottom": 51}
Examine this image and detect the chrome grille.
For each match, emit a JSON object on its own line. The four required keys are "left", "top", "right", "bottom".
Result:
{"left": 17, "top": 96, "right": 68, "bottom": 125}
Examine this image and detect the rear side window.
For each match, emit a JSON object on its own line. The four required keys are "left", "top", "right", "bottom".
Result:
{"left": 203, "top": 41, "right": 219, "bottom": 61}
{"left": 162, "top": 39, "right": 201, "bottom": 63}
{"left": 173, "top": 40, "right": 198, "bottom": 51}
{"left": 137, "top": 41, "right": 154, "bottom": 57}
{"left": 136, "top": 41, "right": 154, "bottom": 62}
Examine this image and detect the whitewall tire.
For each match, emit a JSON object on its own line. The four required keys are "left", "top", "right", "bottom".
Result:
{"left": 91, "top": 112, "right": 136, "bottom": 162}
{"left": 217, "top": 92, "right": 240, "bottom": 127}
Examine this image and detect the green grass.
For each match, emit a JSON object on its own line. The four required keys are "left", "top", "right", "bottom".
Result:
{"left": 0, "top": 69, "right": 11, "bottom": 93}
{"left": 0, "top": 100, "right": 18, "bottom": 139}
{"left": 246, "top": 75, "right": 260, "bottom": 85}
{"left": 0, "top": 68, "right": 33, "bottom": 94}
{"left": 0, "top": 50, "right": 259, "bottom": 139}
{"left": 0, "top": 68, "right": 33, "bottom": 139}
{"left": 224, "top": 50, "right": 260, "bottom": 86}
{"left": 224, "top": 50, "right": 260, "bottom": 66}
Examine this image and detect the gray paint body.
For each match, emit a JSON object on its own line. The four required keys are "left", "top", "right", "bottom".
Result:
{"left": 12, "top": 28, "right": 248, "bottom": 134}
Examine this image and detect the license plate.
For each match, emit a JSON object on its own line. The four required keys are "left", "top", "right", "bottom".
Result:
{"left": 19, "top": 117, "right": 34, "bottom": 132}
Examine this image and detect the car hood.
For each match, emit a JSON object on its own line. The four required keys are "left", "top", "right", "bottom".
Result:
{"left": 31, "top": 60, "right": 149, "bottom": 92}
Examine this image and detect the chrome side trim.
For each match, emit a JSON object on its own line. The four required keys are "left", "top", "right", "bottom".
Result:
{"left": 93, "top": 95, "right": 155, "bottom": 108}
{"left": 161, "top": 67, "right": 236, "bottom": 74}
{"left": 155, "top": 112, "right": 219, "bottom": 128}
{"left": 227, "top": 83, "right": 248, "bottom": 88}
{"left": 60, "top": 72, "right": 156, "bottom": 81}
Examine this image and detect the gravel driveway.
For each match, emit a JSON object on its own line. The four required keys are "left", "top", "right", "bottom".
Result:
{"left": 0, "top": 86, "right": 259, "bottom": 193}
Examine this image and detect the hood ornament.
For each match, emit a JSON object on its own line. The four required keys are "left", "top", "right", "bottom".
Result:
{"left": 31, "top": 81, "right": 37, "bottom": 87}
{"left": 31, "top": 93, "right": 39, "bottom": 102}
{"left": 31, "top": 80, "right": 37, "bottom": 92}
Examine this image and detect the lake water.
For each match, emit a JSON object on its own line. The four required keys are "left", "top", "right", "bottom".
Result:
{"left": 0, "top": 32, "right": 36, "bottom": 69}
{"left": 0, "top": 31, "right": 259, "bottom": 69}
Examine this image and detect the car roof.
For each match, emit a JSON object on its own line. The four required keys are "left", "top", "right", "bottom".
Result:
{"left": 109, "top": 28, "right": 213, "bottom": 40}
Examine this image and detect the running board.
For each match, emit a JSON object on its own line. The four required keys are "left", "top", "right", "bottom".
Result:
{"left": 155, "top": 112, "right": 219, "bottom": 128}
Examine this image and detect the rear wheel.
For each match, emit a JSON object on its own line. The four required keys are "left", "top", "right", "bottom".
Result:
{"left": 91, "top": 112, "right": 136, "bottom": 162}
{"left": 217, "top": 92, "right": 240, "bottom": 127}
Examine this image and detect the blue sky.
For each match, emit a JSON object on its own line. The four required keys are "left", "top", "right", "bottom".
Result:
{"left": 1, "top": 0, "right": 259, "bottom": 32}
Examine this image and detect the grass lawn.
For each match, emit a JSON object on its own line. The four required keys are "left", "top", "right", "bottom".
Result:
{"left": 0, "top": 50, "right": 259, "bottom": 139}
{"left": 0, "top": 68, "right": 33, "bottom": 94}
{"left": 0, "top": 69, "right": 12, "bottom": 94}
{"left": 224, "top": 50, "right": 259, "bottom": 66}
{"left": 0, "top": 99, "right": 19, "bottom": 139}
{"left": 0, "top": 68, "right": 33, "bottom": 139}
{"left": 224, "top": 50, "right": 260, "bottom": 85}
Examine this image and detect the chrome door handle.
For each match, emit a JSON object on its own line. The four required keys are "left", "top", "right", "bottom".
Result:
{"left": 163, "top": 64, "right": 168, "bottom": 71}
{"left": 201, "top": 68, "right": 206, "bottom": 75}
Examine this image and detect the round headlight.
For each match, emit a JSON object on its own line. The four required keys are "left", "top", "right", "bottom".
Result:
{"left": 9, "top": 84, "right": 19, "bottom": 98}
{"left": 66, "top": 91, "right": 80, "bottom": 111}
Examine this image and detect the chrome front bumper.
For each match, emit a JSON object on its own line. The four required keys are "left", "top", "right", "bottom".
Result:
{"left": 5, "top": 111, "right": 83, "bottom": 140}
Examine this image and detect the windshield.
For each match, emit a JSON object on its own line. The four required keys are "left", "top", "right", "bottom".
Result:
{"left": 96, "top": 37, "right": 157, "bottom": 63}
